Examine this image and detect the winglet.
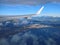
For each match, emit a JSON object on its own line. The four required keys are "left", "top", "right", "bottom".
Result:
{"left": 36, "top": 6, "right": 44, "bottom": 15}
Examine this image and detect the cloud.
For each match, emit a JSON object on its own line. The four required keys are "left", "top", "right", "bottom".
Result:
{"left": 0, "top": 0, "right": 60, "bottom": 5}
{"left": 0, "top": 38, "right": 9, "bottom": 45}
{"left": 10, "top": 31, "right": 39, "bottom": 45}
{"left": 11, "top": 34, "right": 20, "bottom": 42}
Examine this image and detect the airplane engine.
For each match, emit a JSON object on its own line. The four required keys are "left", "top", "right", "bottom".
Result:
{"left": 24, "top": 17, "right": 31, "bottom": 19}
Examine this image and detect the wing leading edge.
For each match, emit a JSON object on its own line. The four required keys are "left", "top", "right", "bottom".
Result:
{"left": 0, "top": 6, "right": 44, "bottom": 21}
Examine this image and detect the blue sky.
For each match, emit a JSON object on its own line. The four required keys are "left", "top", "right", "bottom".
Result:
{"left": 0, "top": 3, "right": 60, "bottom": 17}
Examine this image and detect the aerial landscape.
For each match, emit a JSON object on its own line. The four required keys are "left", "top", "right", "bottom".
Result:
{"left": 0, "top": 0, "right": 60, "bottom": 45}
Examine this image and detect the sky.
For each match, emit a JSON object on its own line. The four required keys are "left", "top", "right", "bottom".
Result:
{"left": 0, "top": 0, "right": 60, "bottom": 17}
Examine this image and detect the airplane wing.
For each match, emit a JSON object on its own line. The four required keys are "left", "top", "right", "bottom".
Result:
{"left": 0, "top": 6, "right": 44, "bottom": 21}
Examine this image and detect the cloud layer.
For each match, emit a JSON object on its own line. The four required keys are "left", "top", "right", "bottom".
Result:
{"left": 0, "top": 0, "right": 60, "bottom": 5}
